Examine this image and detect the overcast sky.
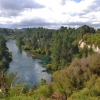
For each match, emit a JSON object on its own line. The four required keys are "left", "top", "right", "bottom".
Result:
{"left": 0, "top": 0, "right": 100, "bottom": 29}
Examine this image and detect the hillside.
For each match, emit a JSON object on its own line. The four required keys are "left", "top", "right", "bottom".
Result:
{"left": 1, "top": 25, "right": 100, "bottom": 99}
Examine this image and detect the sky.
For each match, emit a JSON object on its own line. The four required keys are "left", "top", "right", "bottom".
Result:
{"left": 0, "top": 0, "right": 100, "bottom": 29}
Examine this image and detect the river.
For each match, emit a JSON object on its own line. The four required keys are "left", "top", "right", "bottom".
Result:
{"left": 6, "top": 40, "right": 51, "bottom": 84}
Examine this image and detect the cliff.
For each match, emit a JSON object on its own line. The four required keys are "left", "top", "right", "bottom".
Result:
{"left": 79, "top": 39, "right": 100, "bottom": 53}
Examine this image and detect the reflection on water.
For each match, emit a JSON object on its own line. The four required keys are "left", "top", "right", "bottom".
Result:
{"left": 18, "top": 47, "right": 22, "bottom": 54}
{"left": 6, "top": 40, "right": 51, "bottom": 84}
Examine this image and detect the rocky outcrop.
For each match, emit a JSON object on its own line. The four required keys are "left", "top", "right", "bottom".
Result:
{"left": 79, "top": 40, "right": 100, "bottom": 53}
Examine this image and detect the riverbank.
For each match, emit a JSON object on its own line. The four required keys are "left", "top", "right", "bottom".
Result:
{"left": 15, "top": 40, "right": 53, "bottom": 73}
{"left": 6, "top": 40, "right": 51, "bottom": 84}
{"left": 0, "top": 40, "right": 12, "bottom": 70}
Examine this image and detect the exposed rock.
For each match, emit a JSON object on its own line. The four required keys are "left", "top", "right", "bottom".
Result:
{"left": 79, "top": 40, "right": 100, "bottom": 53}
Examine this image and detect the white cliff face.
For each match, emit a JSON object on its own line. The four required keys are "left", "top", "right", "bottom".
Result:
{"left": 87, "top": 45, "right": 91, "bottom": 49}
{"left": 79, "top": 39, "right": 86, "bottom": 48}
{"left": 92, "top": 44, "right": 100, "bottom": 53}
{"left": 80, "top": 42, "right": 86, "bottom": 48}
{"left": 79, "top": 39, "right": 82, "bottom": 44}
{"left": 79, "top": 40, "right": 100, "bottom": 53}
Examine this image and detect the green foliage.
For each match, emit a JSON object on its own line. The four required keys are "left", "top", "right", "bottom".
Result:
{"left": 2, "top": 52, "right": 100, "bottom": 99}
{"left": 0, "top": 72, "right": 19, "bottom": 98}
{"left": 0, "top": 39, "right": 12, "bottom": 69}
{"left": 1, "top": 25, "right": 100, "bottom": 99}
{"left": 83, "top": 33, "right": 100, "bottom": 48}
{"left": 15, "top": 25, "right": 97, "bottom": 72}
{"left": 68, "top": 88, "right": 90, "bottom": 100}
{"left": 15, "top": 26, "right": 79, "bottom": 72}
{"left": 0, "top": 28, "right": 22, "bottom": 40}
{"left": 51, "top": 53, "right": 100, "bottom": 99}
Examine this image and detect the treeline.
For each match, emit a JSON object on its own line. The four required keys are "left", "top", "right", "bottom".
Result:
{"left": 0, "top": 28, "right": 23, "bottom": 40}
{"left": 0, "top": 36, "right": 12, "bottom": 69}
{"left": 0, "top": 28, "right": 19, "bottom": 70}
{"left": 16, "top": 25, "right": 96, "bottom": 72}
{"left": 0, "top": 35, "right": 13, "bottom": 97}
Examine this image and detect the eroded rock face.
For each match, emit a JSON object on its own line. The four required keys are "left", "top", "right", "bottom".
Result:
{"left": 79, "top": 40, "right": 86, "bottom": 49}
{"left": 92, "top": 44, "right": 100, "bottom": 53}
{"left": 80, "top": 42, "right": 86, "bottom": 48}
{"left": 79, "top": 40, "right": 100, "bottom": 53}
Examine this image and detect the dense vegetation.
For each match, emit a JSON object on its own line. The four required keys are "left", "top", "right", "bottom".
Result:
{"left": 1, "top": 25, "right": 100, "bottom": 99}
{"left": 0, "top": 28, "right": 23, "bottom": 40}
{"left": 1, "top": 53, "right": 100, "bottom": 100}
{"left": 83, "top": 32, "right": 100, "bottom": 48}
{"left": 0, "top": 28, "right": 20, "bottom": 69}
{"left": 0, "top": 35, "right": 15, "bottom": 98}
{"left": 16, "top": 25, "right": 95, "bottom": 72}
{"left": 0, "top": 36, "right": 12, "bottom": 69}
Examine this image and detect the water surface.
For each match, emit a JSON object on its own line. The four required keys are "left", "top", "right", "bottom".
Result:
{"left": 6, "top": 40, "right": 51, "bottom": 84}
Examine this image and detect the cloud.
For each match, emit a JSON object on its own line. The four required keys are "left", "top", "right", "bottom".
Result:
{"left": 0, "top": 10, "right": 20, "bottom": 17}
{"left": 0, "top": 17, "right": 99, "bottom": 29}
{"left": 0, "top": 0, "right": 45, "bottom": 17}
{"left": 0, "top": 0, "right": 45, "bottom": 10}
{"left": 62, "top": 21, "right": 100, "bottom": 29}
{"left": 0, "top": 18, "right": 58, "bottom": 29}
{"left": 61, "top": 0, "right": 66, "bottom": 5}
{"left": 88, "top": 0, "right": 100, "bottom": 11}
{"left": 13, "top": 18, "right": 54, "bottom": 28}
{"left": 0, "top": 0, "right": 100, "bottom": 29}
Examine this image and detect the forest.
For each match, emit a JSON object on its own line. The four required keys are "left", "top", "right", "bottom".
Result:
{"left": 0, "top": 25, "right": 100, "bottom": 100}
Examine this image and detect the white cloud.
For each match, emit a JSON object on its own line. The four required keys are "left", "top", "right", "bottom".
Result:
{"left": 0, "top": 0, "right": 99, "bottom": 28}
